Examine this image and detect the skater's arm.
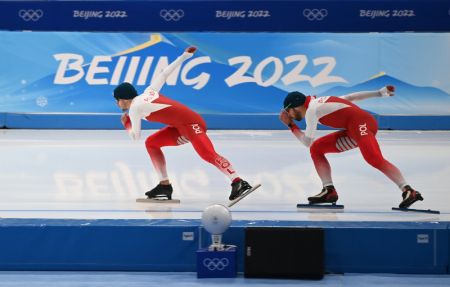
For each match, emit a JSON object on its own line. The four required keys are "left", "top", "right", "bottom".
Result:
{"left": 290, "top": 124, "right": 313, "bottom": 147}
{"left": 127, "top": 104, "right": 142, "bottom": 140}
{"left": 279, "top": 109, "right": 314, "bottom": 147}
{"left": 147, "top": 46, "right": 196, "bottom": 93}
{"left": 121, "top": 113, "right": 132, "bottom": 131}
{"left": 302, "top": 108, "right": 317, "bottom": 147}
{"left": 340, "top": 85, "right": 395, "bottom": 102}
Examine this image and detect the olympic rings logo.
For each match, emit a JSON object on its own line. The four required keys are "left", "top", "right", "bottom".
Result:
{"left": 303, "top": 9, "right": 328, "bottom": 21}
{"left": 202, "top": 258, "right": 229, "bottom": 271}
{"left": 18, "top": 9, "right": 44, "bottom": 22}
{"left": 160, "top": 9, "right": 184, "bottom": 21}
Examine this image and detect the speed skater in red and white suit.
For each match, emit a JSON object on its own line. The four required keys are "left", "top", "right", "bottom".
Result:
{"left": 279, "top": 86, "right": 423, "bottom": 208}
{"left": 113, "top": 46, "right": 252, "bottom": 201}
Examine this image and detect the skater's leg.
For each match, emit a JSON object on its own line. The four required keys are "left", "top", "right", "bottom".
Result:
{"left": 144, "top": 127, "right": 186, "bottom": 199}
{"left": 357, "top": 133, "right": 407, "bottom": 186}
{"left": 348, "top": 120, "right": 407, "bottom": 189}
{"left": 178, "top": 123, "right": 251, "bottom": 200}
{"left": 348, "top": 118, "right": 423, "bottom": 208}
{"left": 310, "top": 130, "right": 356, "bottom": 187}
{"left": 145, "top": 126, "right": 185, "bottom": 182}
{"left": 307, "top": 130, "right": 357, "bottom": 204}
{"left": 178, "top": 123, "right": 240, "bottom": 181}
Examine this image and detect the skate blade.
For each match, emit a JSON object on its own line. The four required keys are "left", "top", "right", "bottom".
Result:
{"left": 297, "top": 203, "right": 344, "bottom": 209}
{"left": 392, "top": 207, "right": 440, "bottom": 214}
{"left": 228, "top": 183, "right": 261, "bottom": 207}
{"left": 136, "top": 198, "right": 180, "bottom": 204}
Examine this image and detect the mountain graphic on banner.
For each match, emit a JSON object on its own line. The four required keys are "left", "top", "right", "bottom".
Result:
{"left": 321, "top": 74, "right": 450, "bottom": 115}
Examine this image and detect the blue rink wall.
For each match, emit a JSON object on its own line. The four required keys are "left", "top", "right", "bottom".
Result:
{"left": 2, "top": 113, "right": 450, "bottom": 130}
{"left": 0, "top": 219, "right": 448, "bottom": 274}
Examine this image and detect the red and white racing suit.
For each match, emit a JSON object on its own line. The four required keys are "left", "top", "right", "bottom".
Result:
{"left": 124, "top": 52, "right": 237, "bottom": 182}
{"left": 290, "top": 90, "right": 407, "bottom": 189}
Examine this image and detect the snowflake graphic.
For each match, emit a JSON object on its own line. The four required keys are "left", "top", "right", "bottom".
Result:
{"left": 36, "top": 96, "right": 48, "bottom": 107}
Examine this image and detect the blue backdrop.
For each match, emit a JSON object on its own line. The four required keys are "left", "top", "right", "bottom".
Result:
{"left": 1, "top": 32, "right": 449, "bottom": 129}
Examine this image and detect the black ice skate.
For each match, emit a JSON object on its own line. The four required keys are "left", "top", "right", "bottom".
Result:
{"left": 399, "top": 185, "right": 423, "bottom": 208}
{"left": 145, "top": 183, "right": 173, "bottom": 200}
{"left": 308, "top": 185, "right": 339, "bottom": 204}
{"left": 229, "top": 179, "right": 252, "bottom": 201}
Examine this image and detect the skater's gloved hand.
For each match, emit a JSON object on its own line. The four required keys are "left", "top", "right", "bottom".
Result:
{"left": 183, "top": 46, "right": 197, "bottom": 58}
{"left": 185, "top": 46, "right": 197, "bottom": 54}
{"left": 379, "top": 85, "right": 395, "bottom": 97}
{"left": 121, "top": 113, "right": 131, "bottom": 130}
{"left": 181, "top": 46, "right": 196, "bottom": 60}
{"left": 279, "top": 109, "right": 294, "bottom": 128}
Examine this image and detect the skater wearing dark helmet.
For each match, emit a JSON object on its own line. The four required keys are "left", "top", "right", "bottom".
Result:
{"left": 113, "top": 46, "right": 251, "bottom": 202}
{"left": 279, "top": 86, "right": 423, "bottom": 208}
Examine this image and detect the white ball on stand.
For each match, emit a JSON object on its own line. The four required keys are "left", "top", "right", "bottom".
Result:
{"left": 201, "top": 204, "right": 232, "bottom": 251}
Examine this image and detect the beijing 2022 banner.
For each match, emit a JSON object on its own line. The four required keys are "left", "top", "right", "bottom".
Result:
{"left": 0, "top": 32, "right": 449, "bottom": 116}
